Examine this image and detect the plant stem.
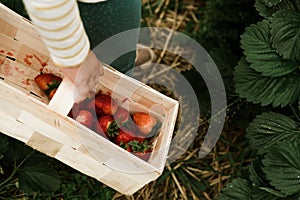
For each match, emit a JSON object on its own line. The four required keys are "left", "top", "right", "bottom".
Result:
{"left": 0, "top": 150, "right": 34, "bottom": 189}
{"left": 0, "top": 165, "right": 17, "bottom": 190}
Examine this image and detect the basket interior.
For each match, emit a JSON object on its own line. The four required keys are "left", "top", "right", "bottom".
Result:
{"left": 0, "top": 4, "right": 179, "bottom": 173}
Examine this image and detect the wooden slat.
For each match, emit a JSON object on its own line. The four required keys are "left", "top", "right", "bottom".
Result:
{"left": 16, "top": 44, "right": 49, "bottom": 71}
{"left": 18, "top": 111, "right": 81, "bottom": 149}
{"left": 0, "top": 33, "right": 20, "bottom": 58}
{"left": 0, "top": 113, "right": 34, "bottom": 143}
{"left": 15, "top": 29, "right": 49, "bottom": 56}
{"left": 55, "top": 145, "right": 111, "bottom": 180}
{"left": 27, "top": 132, "right": 64, "bottom": 157}
{"left": 0, "top": 4, "right": 39, "bottom": 39}
{"left": 0, "top": 80, "right": 81, "bottom": 147}
{"left": 0, "top": 58, "right": 42, "bottom": 95}
{"left": 0, "top": 98, "right": 34, "bottom": 143}
{"left": 0, "top": 18, "right": 17, "bottom": 38}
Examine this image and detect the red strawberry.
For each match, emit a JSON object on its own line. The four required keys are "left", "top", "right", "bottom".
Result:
{"left": 95, "top": 94, "right": 118, "bottom": 116}
{"left": 68, "top": 100, "right": 86, "bottom": 119}
{"left": 86, "top": 98, "right": 103, "bottom": 117}
{"left": 69, "top": 92, "right": 95, "bottom": 118}
{"left": 113, "top": 107, "right": 130, "bottom": 125}
{"left": 75, "top": 110, "right": 94, "bottom": 129}
{"left": 133, "top": 151, "right": 152, "bottom": 161}
{"left": 34, "top": 73, "right": 62, "bottom": 91}
{"left": 128, "top": 140, "right": 153, "bottom": 161}
{"left": 94, "top": 115, "right": 118, "bottom": 138}
{"left": 132, "top": 112, "right": 158, "bottom": 136}
{"left": 114, "top": 128, "right": 136, "bottom": 146}
{"left": 48, "top": 88, "right": 57, "bottom": 100}
{"left": 95, "top": 90, "right": 103, "bottom": 96}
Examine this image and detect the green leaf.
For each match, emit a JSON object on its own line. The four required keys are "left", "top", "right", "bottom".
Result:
{"left": 14, "top": 140, "right": 36, "bottom": 160}
{"left": 246, "top": 112, "right": 300, "bottom": 154}
{"left": 251, "top": 187, "right": 287, "bottom": 199}
{"left": 234, "top": 59, "right": 300, "bottom": 107}
{"left": 271, "top": 9, "right": 300, "bottom": 61}
{"left": 258, "top": 187, "right": 287, "bottom": 198}
{"left": 218, "top": 177, "right": 288, "bottom": 200}
{"left": 18, "top": 157, "right": 61, "bottom": 193}
{"left": 255, "top": 0, "right": 275, "bottom": 17}
{"left": 262, "top": 140, "right": 300, "bottom": 195}
{"left": 255, "top": 0, "right": 299, "bottom": 17}
{"left": 249, "top": 158, "right": 292, "bottom": 198}
{"left": 44, "top": 80, "right": 62, "bottom": 96}
{"left": 241, "top": 19, "right": 298, "bottom": 77}
{"left": 261, "top": 0, "right": 282, "bottom": 7}
{"left": 249, "top": 159, "right": 267, "bottom": 187}
{"left": 216, "top": 178, "right": 252, "bottom": 200}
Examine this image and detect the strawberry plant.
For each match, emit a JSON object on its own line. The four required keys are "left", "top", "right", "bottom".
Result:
{"left": 217, "top": 0, "right": 300, "bottom": 199}
{"left": 0, "top": 135, "right": 61, "bottom": 198}
{"left": 0, "top": 134, "right": 115, "bottom": 199}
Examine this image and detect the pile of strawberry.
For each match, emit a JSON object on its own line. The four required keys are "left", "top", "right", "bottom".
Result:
{"left": 34, "top": 73, "right": 160, "bottom": 161}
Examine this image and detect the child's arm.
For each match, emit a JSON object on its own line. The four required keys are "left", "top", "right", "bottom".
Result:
{"left": 22, "top": 0, "right": 104, "bottom": 102}
{"left": 22, "top": 0, "right": 90, "bottom": 68}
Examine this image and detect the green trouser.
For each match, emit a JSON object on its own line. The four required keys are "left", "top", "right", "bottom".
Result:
{"left": 4, "top": 0, "right": 141, "bottom": 74}
{"left": 78, "top": 0, "right": 141, "bottom": 73}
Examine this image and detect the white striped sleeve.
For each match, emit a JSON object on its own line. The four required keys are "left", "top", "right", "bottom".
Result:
{"left": 22, "top": 0, "right": 90, "bottom": 67}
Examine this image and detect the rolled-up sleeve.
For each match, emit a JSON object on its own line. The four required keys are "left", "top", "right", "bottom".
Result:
{"left": 22, "top": 0, "right": 90, "bottom": 67}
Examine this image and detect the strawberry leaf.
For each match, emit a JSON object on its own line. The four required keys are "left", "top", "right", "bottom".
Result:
{"left": 241, "top": 19, "right": 298, "bottom": 77}
{"left": 216, "top": 178, "right": 253, "bottom": 200}
{"left": 217, "top": 177, "right": 288, "bottom": 200}
{"left": 107, "top": 121, "right": 119, "bottom": 138}
{"left": 249, "top": 159, "right": 267, "bottom": 187}
{"left": 262, "top": 140, "right": 300, "bottom": 196}
{"left": 249, "top": 159, "right": 290, "bottom": 198}
{"left": 255, "top": 0, "right": 299, "bottom": 17}
{"left": 118, "top": 141, "right": 129, "bottom": 150}
{"left": 271, "top": 9, "right": 300, "bottom": 61}
{"left": 128, "top": 140, "right": 152, "bottom": 152}
{"left": 254, "top": 0, "right": 275, "bottom": 17}
{"left": 261, "top": 0, "right": 282, "bottom": 7}
{"left": 234, "top": 59, "right": 300, "bottom": 107}
{"left": 44, "top": 80, "right": 62, "bottom": 96}
{"left": 246, "top": 112, "right": 300, "bottom": 154}
{"left": 18, "top": 154, "right": 61, "bottom": 193}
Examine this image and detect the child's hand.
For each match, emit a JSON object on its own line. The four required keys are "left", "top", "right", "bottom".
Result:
{"left": 59, "top": 51, "right": 104, "bottom": 102}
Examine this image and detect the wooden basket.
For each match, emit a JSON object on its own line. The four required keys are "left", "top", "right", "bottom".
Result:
{"left": 0, "top": 3, "right": 179, "bottom": 195}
